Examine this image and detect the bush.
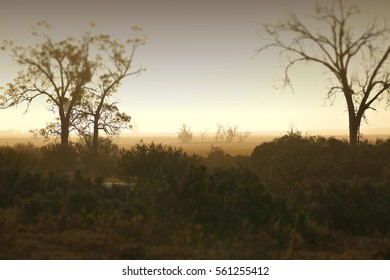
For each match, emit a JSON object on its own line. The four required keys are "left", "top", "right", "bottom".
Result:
{"left": 251, "top": 134, "right": 389, "bottom": 187}
{"left": 118, "top": 141, "right": 198, "bottom": 184}
{"left": 75, "top": 136, "right": 120, "bottom": 177}
{"left": 40, "top": 143, "right": 79, "bottom": 173}
{"left": 171, "top": 166, "right": 278, "bottom": 234}
{"left": 309, "top": 180, "right": 390, "bottom": 234}
{"left": 1, "top": 135, "right": 390, "bottom": 259}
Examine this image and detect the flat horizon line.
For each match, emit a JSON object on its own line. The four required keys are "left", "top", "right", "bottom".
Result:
{"left": 1, "top": 128, "right": 390, "bottom": 137}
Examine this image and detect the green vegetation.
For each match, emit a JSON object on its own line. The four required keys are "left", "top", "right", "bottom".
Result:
{"left": 0, "top": 133, "right": 389, "bottom": 259}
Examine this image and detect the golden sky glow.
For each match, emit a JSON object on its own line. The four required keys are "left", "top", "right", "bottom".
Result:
{"left": 0, "top": 0, "right": 389, "bottom": 134}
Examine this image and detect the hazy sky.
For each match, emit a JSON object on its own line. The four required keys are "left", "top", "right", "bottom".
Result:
{"left": 0, "top": 0, "right": 389, "bottom": 134}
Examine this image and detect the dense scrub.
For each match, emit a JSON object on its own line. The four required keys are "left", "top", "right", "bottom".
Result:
{"left": 0, "top": 135, "right": 389, "bottom": 259}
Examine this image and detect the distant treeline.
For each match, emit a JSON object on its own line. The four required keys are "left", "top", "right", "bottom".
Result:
{"left": 0, "top": 133, "right": 389, "bottom": 259}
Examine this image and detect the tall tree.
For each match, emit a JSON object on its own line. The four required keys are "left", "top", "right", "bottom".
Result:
{"left": 1, "top": 22, "right": 93, "bottom": 149}
{"left": 1, "top": 22, "right": 145, "bottom": 151}
{"left": 256, "top": 0, "right": 390, "bottom": 145}
{"left": 77, "top": 31, "right": 145, "bottom": 156}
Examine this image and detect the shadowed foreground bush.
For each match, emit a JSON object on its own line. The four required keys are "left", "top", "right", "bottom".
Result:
{"left": 0, "top": 136, "right": 389, "bottom": 259}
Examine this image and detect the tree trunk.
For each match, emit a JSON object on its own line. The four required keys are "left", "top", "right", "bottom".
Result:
{"left": 343, "top": 83, "right": 361, "bottom": 146}
{"left": 92, "top": 118, "right": 99, "bottom": 157}
{"left": 348, "top": 113, "right": 361, "bottom": 146}
{"left": 60, "top": 121, "right": 70, "bottom": 150}
{"left": 349, "top": 123, "right": 358, "bottom": 146}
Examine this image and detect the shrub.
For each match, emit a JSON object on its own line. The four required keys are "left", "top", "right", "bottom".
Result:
{"left": 75, "top": 136, "right": 120, "bottom": 177}
{"left": 117, "top": 141, "right": 197, "bottom": 184}
{"left": 310, "top": 180, "right": 390, "bottom": 234}
{"left": 172, "top": 166, "right": 278, "bottom": 234}
{"left": 251, "top": 134, "right": 389, "bottom": 186}
{"left": 40, "top": 143, "right": 79, "bottom": 173}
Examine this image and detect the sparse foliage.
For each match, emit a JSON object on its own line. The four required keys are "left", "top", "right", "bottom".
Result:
{"left": 199, "top": 129, "right": 209, "bottom": 142}
{"left": 215, "top": 123, "right": 225, "bottom": 143}
{"left": 1, "top": 22, "right": 146, "bottom": 153}
{"left": 237, "top": 130, "right": 251, "bottom": 143}
{"left": 1, "top": 24, "right": 93, "bottom": 149}
{"left": 223, "top": 124, "right": 239, "bottom": 143}
{"left": 177, "top": 123, "right": 193, "bottom": 143}
{"left": 256, "top": 0, "right": 390, "bottom": 145}
{"left": 75, "top": 29, "right": 146, "bottom": 155}
{"left": 215, "top": 123, "right": 251, "bottom": 143}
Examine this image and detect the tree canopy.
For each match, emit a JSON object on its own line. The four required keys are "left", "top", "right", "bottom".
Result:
{"left": 1, "top": 22, "right": 146, "bottom": 152}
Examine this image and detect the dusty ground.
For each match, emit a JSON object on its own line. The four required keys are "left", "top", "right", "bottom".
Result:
{"left": 0, "top": 133, "right": 279, "bottom": 156}
{"left": 116, "top": 134, "right": 279, "bottom": 156}
{"left": 1, "top": 132, "right": 389, "bottom": 156}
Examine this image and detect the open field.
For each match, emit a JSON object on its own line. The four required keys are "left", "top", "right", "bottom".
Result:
{"left": 0, "top": 133, "right": 307, "bottom": 156}
{"left": 116, "top": 134, "right": 279, "bottom": 156}
{"left": 1, "top": 132, "right": 390, "bottom": 156}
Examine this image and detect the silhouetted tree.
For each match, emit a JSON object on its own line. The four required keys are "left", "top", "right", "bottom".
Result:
{"left": 177, "top": 123, "right": 193, "bottom": 143}
{"left": 237, "top": 130, "right": 251, "bottom": 143}
{"left": 256, "top": 0, "right": 390, "bottom": 145}
{"left": 78, "top": 100, "right": 131, "bottom": 156}
{"left": 75, "top": 29, "right": 145, "bottom": 156}
{"left": 1, "top": 21, "right": 93, "bottom": 149}
{"left": 223, "top": 124, "right": 239, "bottom": 143}
{"left": 214, "top": 123, "right": 248, "bottom": 143}
{"left": 215, "top": 123, "right": 225, "bottom": 142}
{"left": 199, "top": 129, "right": 209, "bottom": 142}
{"left": 1, "top": 22, "right": 146, "bottom": 153}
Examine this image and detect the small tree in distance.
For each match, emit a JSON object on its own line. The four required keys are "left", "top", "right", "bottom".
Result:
{"left": 199, "top": 129, "right": 209, "bottom": 142}
{"left": 237, "top": 130, "right": 251, "bottom": 143}
{"left": 215, "top": 123, "right": 251, "bottom": 143}
{"left": 178, "top": 123, "right": 193, "bottom": 143}
{"left": 223, "top": 124, "right": 239, "bottom": 143}
{"left": 215, "top": 123, "right": 225, "bottom": 143}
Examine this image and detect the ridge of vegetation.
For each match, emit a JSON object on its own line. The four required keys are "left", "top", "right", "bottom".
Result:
{"left": 1, "top": 133, "right": 389, "bottom": 259}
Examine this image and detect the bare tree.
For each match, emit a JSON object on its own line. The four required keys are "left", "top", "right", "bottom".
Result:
{"left": 255, "top": 0, "right": 390, "bottom": 145}
{"left": 199, "top": 129, "right": 209, "bottom": 142}
{"left": 237, "top": 130, "right": 251, "bottom": 143}
{"left": 223, "top": 124, "right": 239, "bottom": 143}
{"left": 215, "top": 123, "right": 225, "bottom": 142}
{"left": 214, "top": 123, "right": 248, "bottom": 143}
